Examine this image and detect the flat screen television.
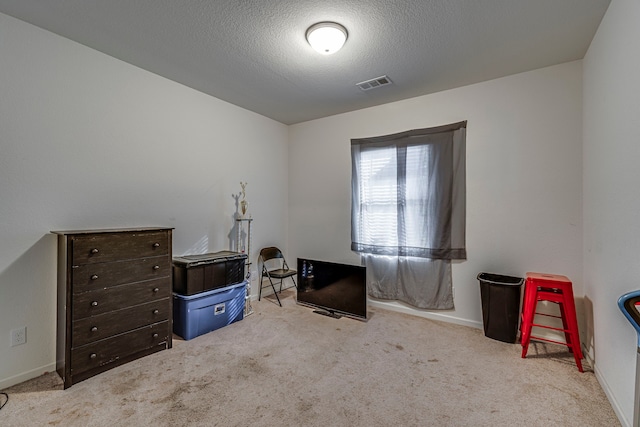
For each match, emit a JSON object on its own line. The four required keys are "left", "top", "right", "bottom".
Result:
{"left": 296, "top": 258, "right": 367, "bottom": 321}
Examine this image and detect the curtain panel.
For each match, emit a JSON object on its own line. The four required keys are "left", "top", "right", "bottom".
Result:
{"left": 350, "top": 121, "right": 466, "bottom": 310}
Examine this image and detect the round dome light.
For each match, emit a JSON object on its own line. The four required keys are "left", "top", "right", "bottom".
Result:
{"left": 306, "top": 22, "right": 348, "bottom": 55}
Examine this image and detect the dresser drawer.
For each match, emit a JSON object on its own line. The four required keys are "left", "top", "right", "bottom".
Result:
{"left": 71, "top": 321, "right": 169, "bottom": 376}
{"left": 72, "top": 278, "right": 170, "bottom": 320}
{"left": 72, "top": 231, "right": 169, "bottom": 264}
{"left": 72, "top": 299, "right": 170, "bottom": 346}
{"left": 72, "top": 257, "right": 170, "bottom": 293}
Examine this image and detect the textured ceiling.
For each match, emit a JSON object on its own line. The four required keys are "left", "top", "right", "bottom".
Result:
{"left": 0, "top": 0, "right": 611, "bottom": 125}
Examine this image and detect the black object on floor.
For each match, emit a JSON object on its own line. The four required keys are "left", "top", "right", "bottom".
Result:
{"left": 478, "top": 272, "right": 524, "bottom": 343}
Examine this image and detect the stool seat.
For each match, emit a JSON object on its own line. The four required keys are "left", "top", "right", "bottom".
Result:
{"left": 520, "top": 272, "right": 584, "bottom": 372}
{"left": 525, "top": 272, "right": 571, "bottom": 284}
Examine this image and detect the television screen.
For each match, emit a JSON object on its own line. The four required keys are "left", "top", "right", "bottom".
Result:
{"left": 296, "top": 258, "right": 367, "bottom": 320}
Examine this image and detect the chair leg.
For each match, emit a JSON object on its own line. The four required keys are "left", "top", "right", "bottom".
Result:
{"left": 267, "top": 276, "right": 282, "bottom": 307}
{"left": 259, "top": 269, "right": 283, "bottom": 306}
{"left": 259, "top": 261, "right": 266, "bottom": 302}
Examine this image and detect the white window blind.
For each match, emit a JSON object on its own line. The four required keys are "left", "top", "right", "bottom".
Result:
{"left": 358, "top": 145, "right": 434, "bottom": 250}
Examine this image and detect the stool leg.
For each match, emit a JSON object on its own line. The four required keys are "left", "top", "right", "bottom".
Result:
{"left": 558, "top": 301, "right": 573, "bottom": 353}
{"left": 562, "top": 288, "right": 584, "bottom": 372}
{"left": 573, "top": 347, "right": 584, "bottom": 372}
{"left": 520, "top": 281, "right": 536, "bottom": 358}
{"left": 520, "top": 280, "right": 530, "bottom": 338}
{"left": 558, "top": 301, "right": 584, "bottom": 372}
{"left": 567, "top": 317, "right": 584, "bottom": 373}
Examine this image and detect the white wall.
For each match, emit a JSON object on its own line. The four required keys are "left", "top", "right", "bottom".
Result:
{"left": 0, "top": 13, "right": 289, "bottom": 388}
{"left": 583, "top": 0, "right": 640, "bottom": 425}
{"left": 289, "top": 61, "right": 583, "bottom": 331}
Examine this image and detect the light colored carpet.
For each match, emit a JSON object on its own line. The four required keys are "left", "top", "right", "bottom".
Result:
{"left": 1, "top": 290, "right": 620, "bottom": 426}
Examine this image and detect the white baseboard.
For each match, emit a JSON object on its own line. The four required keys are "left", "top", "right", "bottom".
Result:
{"left": 591, "top": 358, "right": 628, "bottom": 427}
{"left": 0, "top": 363, "right": 56, "bottom": 390}
{"left": 368, "top": 299, "right": 484, "bottom": 330}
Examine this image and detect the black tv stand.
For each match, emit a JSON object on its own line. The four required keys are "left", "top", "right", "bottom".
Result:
{"left": 313, "top": 309, "right": 342, "bottom": 319}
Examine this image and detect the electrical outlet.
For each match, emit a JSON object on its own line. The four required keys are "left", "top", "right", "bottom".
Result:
{"left": 10, "top": 326, "right": 26, "bottom": 347}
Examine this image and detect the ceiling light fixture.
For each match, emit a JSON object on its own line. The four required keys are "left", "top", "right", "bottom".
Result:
{"left": 306, "top": 22, "right": 348, "bottom": 55}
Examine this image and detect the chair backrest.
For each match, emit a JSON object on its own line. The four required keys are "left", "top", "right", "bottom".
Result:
{"left": 259, "top": 247, "right": 284, "bottom": 263}
{"left": 259, "top": 246, "right": 292, "bottom": 272}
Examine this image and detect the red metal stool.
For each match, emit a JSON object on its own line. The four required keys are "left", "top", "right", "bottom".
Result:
{"left": 520, "top": 272, "right": 584, "bottom": 372}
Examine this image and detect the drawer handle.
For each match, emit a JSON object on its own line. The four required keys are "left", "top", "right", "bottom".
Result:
{"left": 153, "top": 309, "right": 159, "bottom": 314}
{"left": 91, "top": 301, "right": 98, "bottom": 307}
{"left": 90, "top": 353, "right": 97, "bottom": 359}
{"left": 91, "top": 326, "right": 98, "bottom": 332}
{"left": 153, "top": 265, "right": 160, "bottom": 270}
{"left": 90, "top": 248, "right": 99, "bottom": 254}
{"left": 153, "top": 242, "right": 160, "bottom": 248}
{"left": 153, "top": 287, "right": 159, "bottom": 293}
{"left": 152, "top": 333, "right": 159, "bottom": 339}
{"left": 91, "top": 274, "right": 99, "bottom": 280}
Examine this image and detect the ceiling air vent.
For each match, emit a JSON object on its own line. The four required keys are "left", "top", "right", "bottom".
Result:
{"left": 356, "top": 75, "right": 392, "bottom": 91}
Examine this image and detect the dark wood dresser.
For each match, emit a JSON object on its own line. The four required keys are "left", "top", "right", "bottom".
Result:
{"left": 52, "top": 227, "right": 173, "bottom": 388}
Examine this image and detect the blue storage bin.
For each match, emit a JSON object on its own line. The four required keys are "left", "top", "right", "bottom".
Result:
{"left": 173, "top": 281, "right": 246, "bottom": 340}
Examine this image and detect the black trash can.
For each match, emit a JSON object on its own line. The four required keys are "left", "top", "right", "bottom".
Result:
{"left": 477, "top": 272, "right": 524, "bottom": 343}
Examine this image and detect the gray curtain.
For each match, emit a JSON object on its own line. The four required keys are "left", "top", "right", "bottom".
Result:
{"left": 364, "top": 255, "right": 454, "bottom": 309}
{"left": 351, "top": 121, "right": 466, "bottom": 309}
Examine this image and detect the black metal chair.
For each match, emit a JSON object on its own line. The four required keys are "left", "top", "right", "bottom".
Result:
{"left": 258, "top": 247, "right": 297, "bottom": 306}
